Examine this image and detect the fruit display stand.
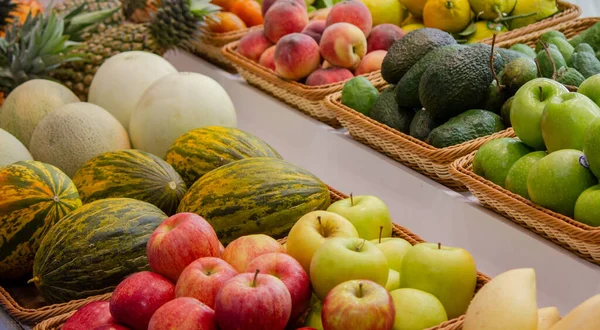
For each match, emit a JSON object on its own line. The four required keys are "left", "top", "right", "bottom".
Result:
{"left": 194, "top": 25, "right": 263, "bottom": 72}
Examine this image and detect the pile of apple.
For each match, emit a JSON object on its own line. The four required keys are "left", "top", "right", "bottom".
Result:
{"left": 237, "top": 0, "right": 405, "bottom": 85}
{"left": 60, "top": 195, "right": 479, "bottom": 330}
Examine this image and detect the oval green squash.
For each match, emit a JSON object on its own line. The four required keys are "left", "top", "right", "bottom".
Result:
{"left": 32, "top": 198, "right": 167, "bottom": 303}
{"left": 72, "top": 149, "right": 187, "bottom": 215}
{"left": 0, "top": 161, "right": 82, "bottom": 280}
{"left": 165, "top": 126, "right": 282, "bottom": 187}
{"left": 177, "top": 157, "right": 330, "bottom": 244}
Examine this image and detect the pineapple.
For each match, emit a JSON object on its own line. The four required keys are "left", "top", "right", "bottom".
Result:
{"left": 53, "top": 0, "right": 125, "bottom": 41}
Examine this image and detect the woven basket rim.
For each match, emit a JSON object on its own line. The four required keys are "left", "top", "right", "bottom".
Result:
{"left": 199, "top": 25, "right": 263, "bottom": 44}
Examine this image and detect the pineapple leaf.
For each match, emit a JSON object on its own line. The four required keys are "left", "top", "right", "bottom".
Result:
{"left": 189, "top": 0, "right": 219, "bottom": 17}
{"left": 64, "top": 6, "right": 122, "bottom": 41}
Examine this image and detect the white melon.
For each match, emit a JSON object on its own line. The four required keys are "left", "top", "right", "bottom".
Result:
{"left": 0, "top": 79, "right": 79, "bottom": 147}
{"left": 538, "top": 307, "right": 561, "bottom": 330}
{"left": 88, "top": 51, "right": 177, "bottom": 129}
{"left": 29, "top": 102, "right": 130, "bottom": 177}
{"left": 129, "top": 72, "right": 237, "bottom": 158}
{"left": 550, "top": 294, "right": 600, "bottom": 330}
{"left": 0, "top": 128, "right": 33, "bottom": 166}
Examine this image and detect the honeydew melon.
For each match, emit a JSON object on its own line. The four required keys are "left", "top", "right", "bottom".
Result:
{"left": 0, "top": 128, "right": 33, "bottom": 166}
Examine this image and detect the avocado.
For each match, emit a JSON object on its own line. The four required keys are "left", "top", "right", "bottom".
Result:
{"left": 574, "top": 43, "right": 595, "bottom": 54}
{"left": 500, "top": 96, "right": 514, "bottom": 127}
{"left": 546, "top": 37, "right": 575, "bottom": 64}
{"left": 369, "top": 86, "right": 414, "bottom": 134}
{"left": 569, "top": 22, "right": 600, "bottom": 51}
{"left": 500, "top": 57, "right": 538, "bottom": 94}
{"left": 571, "top": 49, "right": 600, "bottom": 78}
{"left": 426, "top": 109, "right": 506, "bottom": 148}
{"left": 395, "top": 44, "right": 464, "bottom": 109}
{"left": 381, "top": 28, "right": 456, "bottom": 84}
{"left": 496, "top": 48, "right": 529, "bottom": 70}
{"left": 510, "top": 44, "right": 537, "bottom": 58}
{"left": 410, "top": 109, "right": 439, "bottom": 141}
{"left": 555, "top": 67, "right": 585, "bottom": 87}
{"left": 483, "top": 79, "right": 506, "bottom": 114}
{"left": 536, "top": 30, "right": 567, "bottom": 53}
{"left": 419, "top": 45, "right": 504, "bottom": 122}
{"left": 536, "top": 44, "right": 566, "bottom": 78}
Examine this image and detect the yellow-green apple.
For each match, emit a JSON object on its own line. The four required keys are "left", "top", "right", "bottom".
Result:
{"left": 575, "top": 185, "right": 600, "bottom": 226}
{"left": 463, "top": 268, "right": 538, "bottom": 330}
{"left": 305, "top": 68, "right": 354, "bottom": 86}
{"left": 505, "top": 151, "right": 547, "bottom": 199}
{"left": 400, "top": 243, "right": 477, "bottom": 319}
{"left": 537, "top": 307, "right": 561, "bottom": 330}
{"left": 385, "top": 269, "right": 400, "bottom": 291}
{"left": 584, "top": 117, "right": 600, "bottom": 178}
{"left": 246, "top": 252, "right": 312, "bottom": 322}
{"left": 175, "top": 257, "right": 238, "bottom": 309}
{"left": 320, "top": 23, "right": 367, "bottom": 69}
{"left": 214, "top": 270, "right": 292, "bottom": 330}
{"left": 221, "top": 234, "right": 284, "bottom": 272}
{"left": 259, "top": 45, "right": 276, "bottom": 71}
{"left": 109, "top": 271, "right": 175, "bottom": 330}
{"left": 511, "top": 78, "right": 568, "bottom": 150}
{"left": 367, "top": 24, "right": 405, "bottom": 52}
{"left": 148, "top": 297, "right": 216, "bottom": 330}
{"left": 322, "top": 280, "right": 395, "bottom": 330}
{"left": 549, "top": 294, "right": 600, "bottom": 330}
{"left": 355, "top": 50, "right": 387, "bottom": 75}
{"left": 93, "top": 325, "right": 129, "bottom": 330}
{"left": 389, "top": 288, "right": 448, "bottom": 330}
{"left": 146, "top": 212, "right": 221, "bottom": 282}
{"left": 63, "top": 301, "right": 114, "bottom": 330}
{"left": 327, "top": 195, "right": 392, "bottom": 240}
{"left": 238, "top": 30, "right": 273, "bottom": 62}
{"left": 578, "top": 74, "right": 600, "bottom": 107}
{"left": 310, "top": 237, "right": 389, "bottom": 299}
{"left": 305, "top": 299, "right": 324, "bottom": 329}
{"left": 541, "top": 93, "right": 600, "bottom": 152}
{"left": 370, "top": 236, "right": 412, "bottom": 272}
{"left": 473, "top": 138, "right": 532, "bottom": 188}
{"left": 325, "top": 0, "right": 373, "bottom": 37}
{"left": 274, "top": 33, "right": 321, "bottom": 81}
{"left": 302, "top": 20, "right": 326, "bottom": 44}
{"left": 261, "top": 0, "right": 306, "bottom": 17}
{"left": 286, "top": 210, "right": 358, "bottom": 272}
{"left": 264, "top": 0, "right": 308, "bottom": 43}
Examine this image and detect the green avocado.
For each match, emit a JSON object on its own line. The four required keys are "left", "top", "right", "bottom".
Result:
{"left": 369, "top": 86, "right": 415, "bottom": 134}
{"left": 536, "top": 44, "right": 566, "bottom": 78}
{"left": 410, "top": 109, "right": 439, "bottom": 141}
{"left": 426, "top": 109, "right": 506, "bottom": 148}
{"left": 500, "top": 57, "right": 538, "bottom": 94}
{"left": 569, "top": 22, "right": 600, "bottom": 51}
{"left": 535, "top": 30, "right": 567, "bottom": 53}
{"left": 574, "top": 43, "right": 595, "bottom": 54}
{"left": 571, "top": 49, "right": 600, "bottom": 78}
{"left": 500, "top": 96, "right": 514, "bottom": 127}
{"left": 546, "top": 37, "right": 575, "bottom": 64}
{"left": 555, "top": 67, "right": 585, "bottom": 87}
{"left": 510, "top": 43, "right": 537, "bottom": 58}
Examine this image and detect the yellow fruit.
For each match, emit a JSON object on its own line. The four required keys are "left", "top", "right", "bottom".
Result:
{"left": 509, "top": 0, "right": 559, "bottom": 30}
{"left": 398, "top": 0, "right": 427, "bottom": 18}
{"left": 360, "top": 0, "right": 408, "bottom": 26}
{"left": 401, "top": 13, "right": 423, "bottom": 26}
{"left": 423, "top": 0, "right": 472, "bottom": 33}
{"left": 469, "top": 0, "right": 517, "bottom": 20}
{"left": 549, "top": 294, "right": 600, "bottom": 330}
{"left": 466, "top": 21, "right": 508, "bottom": 43}
{"left": 402, "top": 23, "right": 425, "bottom": 32}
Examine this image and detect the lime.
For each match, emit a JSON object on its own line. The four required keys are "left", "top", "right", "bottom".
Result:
{"left": 341, "top": 77, "right": 379, "bottom": 116}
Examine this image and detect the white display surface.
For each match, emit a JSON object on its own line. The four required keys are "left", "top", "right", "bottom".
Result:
{"left": 165, "top": 51, "right": 600, "bottom": 314}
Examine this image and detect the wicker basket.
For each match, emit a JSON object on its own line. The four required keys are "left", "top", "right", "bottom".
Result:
{"left": 193, "top": 25, "right": 263, "bottom": 72}
{"left": 222, "top": 40, "right": 387, "bottom": 127}
{"left": 496, "top": 17, "right": 600, "bottom": 48}
{"left": 450, "top": 152, "right": 600, "bottom": 265}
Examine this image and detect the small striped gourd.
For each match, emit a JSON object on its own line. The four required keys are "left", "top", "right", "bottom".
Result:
{"left": 177, "top": 157, "right": 331, "bottom": 244}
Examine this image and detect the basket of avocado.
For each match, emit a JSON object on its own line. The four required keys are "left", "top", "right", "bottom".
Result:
{"left": 449, "top": 17, "right": 600, "bottom": 265}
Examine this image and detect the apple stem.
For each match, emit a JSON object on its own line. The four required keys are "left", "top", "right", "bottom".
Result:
{"left": 317, "top": 216, "right": 325, "bottom": 236}
{"left": 438, "top": 242, "right": 441, "bottom": 250}
{"left": 534, "top": 58, "right": 543, "bottom": 78}
{"left": 358, "top": 282, "right": 364, "bottom": 298}
{"left": 541, "top": 41, "right": 557, "bottom": 81}
{"left": 538, "top": 85, "right": 544, "bottom": 101}
{"left": 489, "top": 34, "right": 504, "bottom": 91}
{"left": 564, "top": 84, "right": 578, "bottom": 92}
{"left": 350, "top": 193, "right": 354, "bottom": 206}
{"left": 378, "top": 226, "right": 383, "bottom": 244}
{"left": 355, "top": 239, "right": 366, "bottom": 252}
{"left": 252, "top": 269, "right": 260, "bottom": 287}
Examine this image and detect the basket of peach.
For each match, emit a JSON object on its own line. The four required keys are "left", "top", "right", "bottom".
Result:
{"left": 222, "top": 0, "right": 400, "bottom": 127}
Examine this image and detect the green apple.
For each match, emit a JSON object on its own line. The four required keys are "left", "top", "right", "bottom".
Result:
{"left": 528, "top": 149, "right": 598, "bottom": 217}
{"left": 400, "top": 242, "right": 477, "bottom": 319}
{"left": 583, "top": 117, "right": 600, "bottom": 178}
{"left": 463, "top": 268, "right": 538, "bottom": 330}
{"left": 327, "top": 195, "right": 392, "bottom": 240}
{"left": 370, "top": 237, "right": 412, "bottom": 272}
{"left": 310, "top": 237, "right": 389, "bottom": 300}
{"left": 541, "top": 92, "right": 600, "bottom": 152}
{"left": 579, "top": 74, "right": 600, "bottom": 107}
{"left": 511, "top": 78, "right": 569, "bottom": 150}
{"left": 389, "top": 288, "right": 448, "bottom": 330}
{"left": 537, "top": 307, "right": 561, "bottom": 330}
{"left": 550, "top": 294, "right": 600, "bottom": 330}
{"left": 305, "top": 299, "right": 324, "bottom": 330}
{"left": 505, "top": 151, "right": 547, "bottom": 199}
{"left": 385, "top": 269, "right": 400, "bottom": 291}
{"left": 574, "top": 185, "right": 600, "bottom": 226}
{"left": 473, "top": 138, "right": 533, "bottom": 188}
{"left": 286, "top": 210, "right": 359, "bottom": 273}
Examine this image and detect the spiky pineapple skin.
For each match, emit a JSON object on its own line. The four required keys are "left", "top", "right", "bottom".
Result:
{"left": 54, "top": 0, "right": 125, "bottom": 40}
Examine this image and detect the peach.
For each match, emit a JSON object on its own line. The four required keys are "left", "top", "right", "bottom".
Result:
{"left": 312, "top": 7, "right": 331, "bottom": 20}
{"left": 305, "top": 68, "right": 354, "bottom": 86}
{"left": 259, "top": 45, "right": 276, "bottom": 71}
{"left": 367, "top": 24, "right": 405, "bottom": 52}
{"left": 237, "top": 30, "right": 273, "bottom": 62}
{"left": 320, "top": 22, "right": 367, "bottom": 69}
{"left": 302, "top": 20, "right": 326, "bottom": 44}
{"left": 264, "top": 0, "right": 309, "bottom": 43}
{"left": 274, "top": 33, "right": 321, "bottom": 81}
{"left": 355, "top": 50, "right": 387, "bottom": 75}
{"left": 262, "top": 0, "right": 306, "bottom": 17}
{"left": 325, "top": 0, "right": 372, "bottom": 37}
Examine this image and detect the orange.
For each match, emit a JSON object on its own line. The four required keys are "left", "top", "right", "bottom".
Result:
{"left": 204, "top": 12, "right": 247, "bottom": 33}
{"left": 210, "top": 0, "right": 241, "bottom": 11}
{"left": 230, "top": 0, "right": 263, "bottom": 27}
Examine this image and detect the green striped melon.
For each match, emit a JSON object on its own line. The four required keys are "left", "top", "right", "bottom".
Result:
{"left": 0, "top": 161, "right": 82, "bottom": 280}
{"left": 72, "top": 149, "right": 187, "bottom": 215}
{"left": 177, "top": 157, "right": 331, "bottom": 244}
{"left": 32, "top": 198, "right": 167, "bottom": 303}
{"left": 165, "top": 126, "right": 282, "bottom": 187}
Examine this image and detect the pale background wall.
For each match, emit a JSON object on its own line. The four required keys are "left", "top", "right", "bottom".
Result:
{"left": 569, "top": 0, "right": 599, "bottom": 16}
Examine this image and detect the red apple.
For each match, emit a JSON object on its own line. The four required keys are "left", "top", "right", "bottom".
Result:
{"left": 247, "top": 253, "right": 311, "bottom": 322}
{"left": 321, "top": 280, "right": 395, "bottom": 330}
{"left": 147, "top": 212, "right": 221, "bottom": 282}
{"left": 214, "top": 270, "right": 292, "bottom": 330}
{"left": 219, "top": 241, "right": 225, "bottom": 256}
{"left": 221, "top": 234, "right": 285, "bottom": 272}
{"left": 175, "top": 257, "right": 238, "bottom": 309}
{"left": 109, "top": 271, "right": 175, "bottom": 330}
{"left": 148, "top": 297, "right": 216, "bottom": 330}
{"left": 296, "top": 328, "right": 317, "bottom": 330}
{"left": 93, "top": 324, "right": 130, "bottom": 330}
{"left": 63, "top": 301, "right": 114, "bottom": 330}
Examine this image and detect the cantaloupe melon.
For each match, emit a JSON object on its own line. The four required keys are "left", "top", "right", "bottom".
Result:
{"left": 29, "top": 102, "right": 130, "bottom": 177}
{"left": 129, "top": 72, "right": 237, "bottom": 158}
{"left": 0, "top": 79, "right": 79, "bottom": 147}
{"left": 88, "top": 51, "right": 177, "bottom": 129}
{"left": 0, "top": 128, "right": 33, "bottom": 166}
